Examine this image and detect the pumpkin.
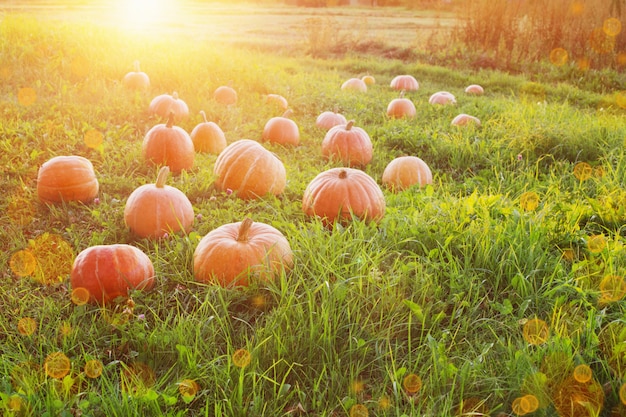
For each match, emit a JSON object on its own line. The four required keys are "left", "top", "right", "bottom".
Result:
{"left": 37, "top": 155, "right": 99, "bottom": 204}
{"left": 214, "top": 139, "right": 286, "bottom": 199}
{"left": 142, "top": 112, "right": 195, "bottom": 173}
{"left": 386, "top": 91, "right": 416, "bottom": 119}
{"left": 149, "top": 92, "right": 189, "bottom": 122}
{"left": 122, "top": 60, "right": 150, "bottom": 91}
{"left": 451, "top": 113, "right": 481, "bottom": 127}
{"left": 70, "top": 244, "right": 155, "bottom": 304}
{"left": 390, "top": 75, "right": 419, "bottom": 91}
{"left": 361, "top": 75, "right": 376, "bottom": 85}
{"left": 302, "top": 167, "right": 385, "bottom": 226}
{"left": 321, "top": 120, "right": 373, "bottom": 167}
{"left": 190, "top": 110, "right": 227, "bottom": 154}
{"left": 265, "top": 94, "right": 289, "bottom": 110}
{"left": 124, "top": 166, "right": 194, "bottom": 239}
{"left": 316, "top": 110, "right": 348, "bottom": 131}
{"left": 214, "top": 85, "right": 237, "bottom": 105}
{"left": 262, "top": 109, "right": 300, "bottom": 146}
{"left": 465, "top": 84, "right": 484, "bottom": 95}
{"left": 429, "top": 91, "right": 456, "bottom": 105}
{"left": 382, "top": 156, "right": 432, "bottom": 191}
{"left": 193, "top": 218, "right": 293, "bottom": 287}
{"left": 341, "top": 78, "right": 367, "bottom": 92}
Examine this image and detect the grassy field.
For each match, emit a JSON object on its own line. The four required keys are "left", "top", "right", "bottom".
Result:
{"left": 2, "top": 2, "right": 626, "bottom": 416}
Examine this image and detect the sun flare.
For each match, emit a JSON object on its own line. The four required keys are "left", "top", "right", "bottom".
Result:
{"left": 114, "top": 0, "right": 175, "bottom": 30}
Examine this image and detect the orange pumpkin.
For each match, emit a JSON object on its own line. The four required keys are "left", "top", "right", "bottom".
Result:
{"left": 124, "top": 166, "right": 194, "bottom": 239}
{"left": 341, "top": 78, "right": 367, "bottom": 92}
{"left": 142, "top": 112, "right": 195, "bottom": 173}
{"left": 390, "top": 75, "right": 419, "bottom": 91}
{"left": 214, "top": 85, "right": 237, "bottom": 105}
{"left": 387, "top": 91, "right": 416, "bottom": 119}
{"left": 193, "top": 218, "right": 293, "bottom": 287}
{"left": 303, "top": 167, "right": 385, "bottom": 226}
{"left": 465, "top": 84, "right": 484, "bottom": 95}
{"left": 451, "top": 113, "right": 481, "bottom": 127}
{"left": 429, "top": 91, "right": 456, "bottom": 105}
{"left": 70, "top": 244, "right": 155, "bottom": 304}
{"left": 190, "top": 111, "right": 227, "bottom": 154}
{"left": 265, "top": 94, "right": 289, "bottom": 110}
{"left": 149, "top": 92, "right": 189, "bottom": 122}
{"left": 316, "top": 110, "right": 347, "bottom": 131}
{"left": 321, "top": 120, "right": 373, "bottom": 167}
{"left": 262, "top": 109, "right": 300, "bottom": 146}
{"left": 37, "top": 155, "right": 99, "bottom": 204}
{"left": 382, "top": 156, "right": 432, "bottom": 191}
{"left": 122, "top": 60, "right": 150, "bottom": 91}
{"left": 214, "top": 139, "right": 286, "bottom": 199}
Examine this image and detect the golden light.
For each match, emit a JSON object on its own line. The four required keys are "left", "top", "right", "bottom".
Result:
{"left": 113, "top": 0, "right": 176, "bottom": 30}
{"left": 232, "top": 348, "right": 251, "bottom": 368}
{"left": 573, "top": 364, "right": 592, "bottom": 383}
{"left": 522, "top": 318, "right": 550, "bottom": 345}
{"left": 549, "top": 48, "right": 568, "bottom": 66}
{"left": 84, "top": 360, "right": 103, "bottom": 379}
{"left": 44, "top": 352, "right": 71, "bottom": 379}
{"left": 603, "top": 18, "right": 622, "bottom": 37}
{"left": 17, "top": 317, "right": 37, "bottom": 336}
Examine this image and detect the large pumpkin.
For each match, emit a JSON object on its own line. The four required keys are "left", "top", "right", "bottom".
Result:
{"left": 149, "top": 92, "right": 189, "bottom": 122}
{"left": 382, "top": 156, "right": 432, "bottom": 191}
{"left": 321, "top": 120, "right": 373, "bottom": 167}
{"left": 302, "top": 167, "right": 385, "bottom": 226}
{"left": 214, "top": 85, "right": 237, "bottom": 105}
{"left": 315, "top": 110, "right": 347, "bottom": 131}
{"left": 262, "top": 109, "right": 300, "bottom": 146}
{"left": 386, "top": 91, "right": 416, "bottom": 119}
{"left": 70, "top": 244, "right": 155, "bottom": 304}
{"left": 142, "top": 112, "right": 195, "bottom": 173}
{"left": 37, "top": 155, "right": 99, "bottom": 204}
{"left": 214, "top": 139, "right": 286, "bottom": 199}
{"left": 390, "top": 75, "right": 419, "bottom": 91}
{"left": 193, "top": 218, "right": 293, "bottom": 287}
{"left": 122, "top": 60, "right": 150, "bottom": 91}
{"left": 124, "top": 166, "right": 194, "bottom": 239}
{"left": 190, "top": 111, "right": 227, "bottom": 154}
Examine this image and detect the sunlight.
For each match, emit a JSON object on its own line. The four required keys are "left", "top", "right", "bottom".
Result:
{"left": 113, "top": 0, "right": 176, "bottom": 30}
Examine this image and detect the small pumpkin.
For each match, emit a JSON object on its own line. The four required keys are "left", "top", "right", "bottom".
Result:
{"left": 70, "top": 244, "right": 155, "bottom": 304}
{"left": 451, "top": 113, "right": 481, "bottom": 127}
{"left": 124, "top": 166, "right": 194, "bottom": 239}
{"left": 214, "top": 139, "right": 286, "bottom": 199}
{"left": 190, "top": 111, "right": 227, "bottom": 154}
{"left": 262, "top": 109, "right": 300, "bottom": 146}
{"left": 302, "top": 167, "right": 385, "bottom": 226}
{"left": 341, "top": 78, "right": 367, "bottom": 92}
{"left": 390, "top": 75, "right": 419, "bottom": 91}
{"left": 193, "top": 218, "right": 293, "bottom": 287}
{"left": 321, "top": 120, "right": 373, "bottom": 167}
{"left": 37, "top": 155, "right": 99, "bottom": 204}
{"left": 386, "top": 91, "right": 416, "bottom": 119}
{"left": 142, "top": 112, "right": 195, "bottom": 173}
{"left": 214, "top": 85, "right": 238, "bottom": 105}
{"left": 316, "top": 110, "right": 348, "bottom": 131}
{"left": 382, "top": 156, "right": 433, "bottom": 191}
{"left": 265, "top": 94, "right": 289, "bottom": 110}
{"left": 149, "top": 92, "right": 189, "bottom": 122}
{"left": 465, "top": 84, "right": 484, "bottom": 95}
{"left": 122, "top": 60, "right": 150, "bottom": 91}
{"left": 429, "top": 91, "right": 456, "bottom": 105}
{"left": 361, "top": 75, "right": 376, "bottom": 86}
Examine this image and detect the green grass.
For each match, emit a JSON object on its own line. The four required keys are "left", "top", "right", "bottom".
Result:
{"left": 2, "top": 4, "right": 626, "bottom": 416}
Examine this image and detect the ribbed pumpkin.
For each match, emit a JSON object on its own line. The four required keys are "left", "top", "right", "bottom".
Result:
{"left": 142, "top": 112, "right": 195, "bottom": 173}
{"left": 315, "top": 110, "right": 347, "bottom": 131}
{"left": 302, "top": 167, "right": 385, "bottom": 226}
{"left": 265, "top": 94, "right": 289, "bottom": 110}
{"left": 341, "top": 77, "right": 367, "bottom": 92}
{"left": 214, "top": 139, "right": 286, "bottom": 199}
{"left": 124, "top": 166, "right": 194, "bottom": 239}
{"left": 465, "top": 84, "right": 484, "bottom": 95}
{"left": 214, "top": 85, "right": 237, "bottom": 105}
{"left": 382, "top": 156, "right": 433, "bottom": 191}
{"left": 37, "top": 155, "right": 99, "bottom": 204}
{"left": 149, "top": 92, "right": 189, "bottom": 122}
{"left": 262, "top": 109, "right": 300, "bottom": 146}
{"left": 451, "top": 113, "right": 481, "bottom": 127}
{"left": 390, "top": 75, "right": 419, "bottom": 91}
{"left": 70, "top": 244, "right": 155, "bottom": 305}
{"left": 321, "top": 120, "right": 373, "bottom": 167}
{"left": 190, "top": 111, "right": 227, "bottom": 154}
{"left": 429, "top": 91, "right": 456, "bottom": 105}
{"left": 386, "top": 91, "right": 416, "bottom": 119}
{"left": 193, "top": 218, "right": 293, "bottom": 287}
{"left": 122, "top": 60, "right": 150, "bottom": 91}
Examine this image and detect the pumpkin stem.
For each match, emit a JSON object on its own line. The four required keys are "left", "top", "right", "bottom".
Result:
{"left": 237, "top": 218, "right": 254, "bottom": 242}
{"left": 155, "top": 166, "right": 170, "bottom": 188}
{"left": 282, "top": 109, "right": 293, "bottom": 119}
{"left": 346, "top": 120, "right": 355, "bottom": 131}
{"left": 400, "top": 90, "right": 406, "bottom": 98}
{"left": 200, "top": 110, "right": 208, "bottom": 123}
{"left": 133, "top": 60, "right": 141, "bottom": 72}
{"left": 166, "top": 111, "right": 175, "bottom": 128}
{"left": 338, "top": 169, "right": 348, "bottom": 179}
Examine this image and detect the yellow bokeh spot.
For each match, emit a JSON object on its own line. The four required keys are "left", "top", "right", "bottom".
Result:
{"left": 604, "top": 18, "right": 622, "bottom": 37}
{"left": 378, "top": 395, "right": 391, "bottom": 410}
{"left": 523, "top": 318, "right": 550, "bottom": 345}
{"left": 520, "top": 191, "right": 539, "bottom": 212}
{"left": 599, "top": 275, "right": 626, "bottom": 303}
{"left": 232, "top": 348, "right": 251, "bottom": 368}
{"left": 10, "top": 250, "right": 37, "bottom": 277}
{"left": 616, "top": 91, "right": 626, "bottom": 109}
{"left": 121, "top": 362, "right": 155, "bottom": 396}
{"left": 550, "top": 48, "right": 568, "bottom": 66}
{"left": 59, "top": 321, "right": 72, "bottom": 337}
{"left": 552, "top": 375, "right": 604, "bottom": 417}
{"left": 7, "top": 193, "right": 35, "bottom": 226}
{"left": 17, "top": 317, "right": 37, "bottom": 336}
{"left": 512, "top": 394, "right": 539, "bottom": 415}
{"left": 577, "top": 57, "right": 591, "bottom": 71}
{"left": 570, "top": 1, "right": 584, "bottom": 16}
{"left": 620, "top": 383, "right": 626, "bottom": 405}
{"left": 84, "top": 129, "right": 103, "bottom": 149}
{"left": 349, "top": 404, "right": 369, "bottom": 417}
{"left": 44, "top": 352, "right": 71, "bottom": 379}
{"left": 70, "top": 56, "right": 90, "bottom": 78}
{"left": 178, "top": 379, "right": 199, "bottom": 398}
{"left": 84, "top": 360, "right": 103, "bottom": 379}
{"left": 402, "top": 373, "right": 422, "bottom": 394}
{"left": 18, "top": 87, "right": 37, "bottom": 106}
{"left": 8, "top": 394, "right": 24, "bottom": 411}
{"left": 28, "top": 233, "right": 74, "bottom": 285}
{"left": 573, "top": 364, "right": 592, "bottom": 383}
{"left": 587, "top": 234, "right": 607, "bottom": 254}
{"left": 573, "top": 162, "right": 593, "bottom": 181}
{"left": 590, "top": 27, "right": 615, "bottom": 54}
{"left": 71, "top": 287, "right": 90, "bottom": 306}
{"left": 350, "top": 379, "right": 365, "bottom": 394}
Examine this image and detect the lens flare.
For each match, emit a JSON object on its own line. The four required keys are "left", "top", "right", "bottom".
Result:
{"left": 17, "top": 317, "right": 37, "bottom": 336}
{"left": 573, "top": 364, "right": 592, "bottom": 383}
{"left": 178, "top": 379, "right": 199, "bottom": 398}
{"left": 84, "top": 360, "right": 103, "bottom": 379}
{"left": 349, "top": 404, "right": 369, "bottom": 417}
{"left": 44, "top": 352, "right": 71, "bottom": 379}
{"left": 603, "top": 18, "right": 622, "bottom": 37}
{"left": 520, "top": 191, "right": 539, "bottom": 211}
{"left": 573, "top": 162, "right": 593, "bottom": 181}
{"left": 599, "top": 275, "right": 626, "bottom": 303}
{"left": 232, "top": 348, "right": 251, "bottom": 368}
{"left": 587, "top": 234, "right": 606, "bottom": 254}
{"left": 402, "top": 373, "right": 422, "bottom": 394}
{"left": 10, "top": 250, "right": 37, "bottom": 277}
{"left": 550, "top": 48, "right": 568, "bottom": 66}
{"left": 71, "top": 287, "right": 90, "bottom": 306}
{"left": 84, "top": 130, "right": 103, "bottom": 149}
{"left": 523, "top": 318, "right": 550, "bottom": 345}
